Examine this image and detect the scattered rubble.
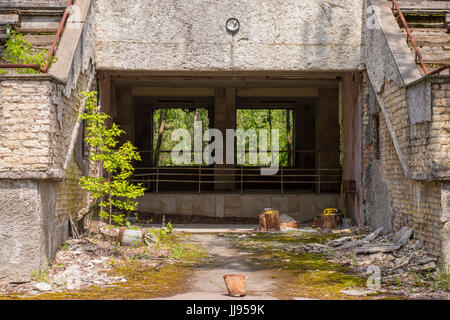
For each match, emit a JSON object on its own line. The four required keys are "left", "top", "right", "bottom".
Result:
{"left": 0, "top": 223, "right": 178, "bottom": 298}
{"left": 234, "top": 226, "right": 449, "bottom": 299}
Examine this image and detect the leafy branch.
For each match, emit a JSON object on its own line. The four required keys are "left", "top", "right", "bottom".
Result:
{"left": 0, "top": 27, "right": 57, "bottom": 74}
{"left": 79, "top": 91, "right": 146, "bottom": 226}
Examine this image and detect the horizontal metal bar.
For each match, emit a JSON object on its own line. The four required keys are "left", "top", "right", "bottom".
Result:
{"left": 135, "top": 167, "right": 342, "bottom": 171}
{"left": 0, "top": 63, "right": 41, "bottom": 71}
{"left": 130, "top": 179, "right": 341, "bottom": 184}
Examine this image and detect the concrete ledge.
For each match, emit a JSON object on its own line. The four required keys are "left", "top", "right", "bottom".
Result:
{"left": 137, "top": 193, "right": 340, "bottom": 223}
{"left": 365, "top": 0, "right": 422, "bottom": 91}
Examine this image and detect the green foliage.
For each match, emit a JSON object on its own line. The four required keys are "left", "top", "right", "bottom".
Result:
{"left": 434, "top": 265, "right": 450, "bottom": 292}
{"left": 79, "top": 91, "right": 146, "bottom": 226}
{"left": 236, "top": 109, "right": 294, "bottom": 166}
{"left": 0, "top": 27, "right": 57, "bottom": 74}
{"left": 147, "top": 227, "right": 171, "bottom": 245}
{"left": 151, "top": 107, "right": 296, "bottom": 167}
{"left": 152, "top": 108, "right": 210, "bottom": 166}
{"left": 31, "top": 260, "right": 50, "bottom": 282}
{"left": 167, "top": 221, "right": 173, "bottom": 234}
{"left": 146, "top": 222, "right": 184, "bottom": 259}
{"left": 171, "top": 244, "right": 185, "bottom": 260}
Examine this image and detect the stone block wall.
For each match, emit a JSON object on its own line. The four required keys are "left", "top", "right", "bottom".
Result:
{"left": 0, "top": 79, "right": 58, "bottom": 178}
{"left": 430, "top": 79, "right": 450, "bottom": 178}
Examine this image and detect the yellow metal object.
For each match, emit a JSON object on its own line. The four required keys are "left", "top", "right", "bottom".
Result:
{"left": 322, "top": 208, "right": 340, "bottom": 215}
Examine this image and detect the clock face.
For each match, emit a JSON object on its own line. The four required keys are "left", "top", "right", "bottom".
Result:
{"left": 226, "top": 18, "right": 239, "bottom": 33}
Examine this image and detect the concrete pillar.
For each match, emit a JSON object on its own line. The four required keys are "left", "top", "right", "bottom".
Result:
{"left": 341, "top": 72, "right": 362, "bottom": 224}
{"left": 0, "top": 179, "right": 61, "bottom": 282}
{"left": 316, "top": 88, "right": 340, "bottom": 192}
{"left": 115, "top": 87, "right": 134, "bottom": 145}
{"left": 214, "top": 88, "right": 236, "bottom": 191}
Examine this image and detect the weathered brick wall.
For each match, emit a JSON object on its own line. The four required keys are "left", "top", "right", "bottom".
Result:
{"left": 55, "top": 156, "right": 87, "bottom": 223}
{"left": 430, "top": 80, "right": 450, "bottom": 177}
{"left": 361, "top": 74, "right": 444, "bottom": 257}
{"left": 54, "top": 65, "right": 96, "bottom": 224}
{"left": 0, "top": 78, "right": 58, "bottom": 177}
{"left": 379, "top": 111, "right": 442, "bottom": 257}
{"left": 0, "top": 64, "right": 94, "bottom": 177}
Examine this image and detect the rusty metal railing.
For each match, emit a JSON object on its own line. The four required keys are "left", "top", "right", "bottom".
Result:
{"left": 428, "top": 65, "right": 450, "bottom": 75}
{"left": 131, "top": 150, "right": 342, "bottom": 195}
{"left": 391, "top": 0, "right": 429, "bottom": 75}
{"left": 0, "top": 0, "right": 72, "bottom": 73}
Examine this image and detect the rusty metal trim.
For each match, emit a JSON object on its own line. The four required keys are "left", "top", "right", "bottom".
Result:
{"left": 0, "top": 63, "right": 41, "bottom": 71}
{"left": 428, "top": 65, "right": 450, "bottom": 75}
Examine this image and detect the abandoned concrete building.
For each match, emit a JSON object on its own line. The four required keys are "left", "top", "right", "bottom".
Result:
{"left": 0, "top": 0, "right": 449, "bottom": 282}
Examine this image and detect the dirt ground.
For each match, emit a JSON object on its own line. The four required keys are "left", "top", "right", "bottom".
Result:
{"left": 157, "top": 234, "right": 283, "bottom": 300}
{"left": 0, "top": 225, "right": 448, "bottom": 300}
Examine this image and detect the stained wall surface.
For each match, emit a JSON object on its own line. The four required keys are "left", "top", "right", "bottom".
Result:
{"left": 95, "top": 0, "right": 363, "bottom": 71}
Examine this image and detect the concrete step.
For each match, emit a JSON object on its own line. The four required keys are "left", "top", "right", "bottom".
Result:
{"left": 0, "top": 13, "right": 19, "bottom": 27}
{"left": 403, "top": 28, "right": 449, "bottom": 46}
{"left": 0, "top": 7, "right": 64, "bottom": 54}
{"left": 18, "top": 15, "right": 61, "bottom": 32}
{"left": 392, "top": 1, "right": 450, "bottom": 13}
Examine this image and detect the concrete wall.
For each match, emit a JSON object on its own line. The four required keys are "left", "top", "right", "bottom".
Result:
{"left": 0, "top": 180, "right": 58, "bottom": 281}
{"left": 95, "top": 0, "right": 363, "bottom": 71}
{"left": 137, "top": 193, "right": 340, "bottom": 222}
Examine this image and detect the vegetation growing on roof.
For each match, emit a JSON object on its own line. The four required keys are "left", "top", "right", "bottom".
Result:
{"left": 0, "top": 27, "right": 56, "bottom": 74}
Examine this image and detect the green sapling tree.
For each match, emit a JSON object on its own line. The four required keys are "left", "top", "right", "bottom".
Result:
{"left": 79, "top": 91, "right": 146, "bottom": 226}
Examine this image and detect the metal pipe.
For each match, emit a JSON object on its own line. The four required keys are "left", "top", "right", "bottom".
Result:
{"left": 392, "top": 0, "right": 429, "bottom": 75}
{"left": 0, "top": 63, "right": 41, "bottom": 71}
{"left": 428, "top": 65, "right": 450, "bottom": 75}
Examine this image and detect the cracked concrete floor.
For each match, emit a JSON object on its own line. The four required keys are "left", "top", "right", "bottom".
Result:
{"left": 157, "top": 234, "right": 307, "bottom": 300}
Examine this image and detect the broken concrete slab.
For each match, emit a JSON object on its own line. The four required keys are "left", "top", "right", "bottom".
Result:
{"left": 393, "top": 227, "right": 413, "bottom": 247}
{"left": 327, "top": 236, "right": 354, "bottom": 247}
{"left": 363, "top": 227, "right": 383, "bottom": 242}
{"left": 355, "top": 244, "right": 401, "bottom": 254}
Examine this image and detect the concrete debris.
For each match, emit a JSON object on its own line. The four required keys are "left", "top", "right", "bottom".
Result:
{"left": 334, "top": 240, "right": 365, "bottom": 251}
{"left": 412, "top": 239, "right": 423, "bottom": 251}
{"left": 354, "top": 244, "right": 401, "bottom": 254}
{"left": 340, "top": 288, "right": 377, "bottom": 297}
{"left": 392, "top": 227, "right": 413, "bottom": 248}
{"left": 33, "top": 283, "right": 52, "bottom": 292}
{"left": 0, "top": 223, "right": 168, "bottom": 297}
{"left": 280, "top": 214, "right": 296, "bottom": 222}
{"left": 327, "top": 236, "right": 354, "bottom": 247}
{"left": 413, "top": 262, "right": 437, "bottom": 273}
{"left": 363, "top": 227, "right": 383, "bottom": 242}
{"left": 417, "top": 257, "right": 436, "bottom": 265}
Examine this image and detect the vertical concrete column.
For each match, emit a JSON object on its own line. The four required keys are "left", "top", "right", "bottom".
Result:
{"left": 316, "top": 88, "right": 340, "bottom": 192}
{"left": 341, "top": 72, "right": 362, "bottom": 224}
{"left": 214, "top": 88, "right": 236, "bottom": 191}
{"left": 116, "top": 87, "right": 134, "bottom": 145}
